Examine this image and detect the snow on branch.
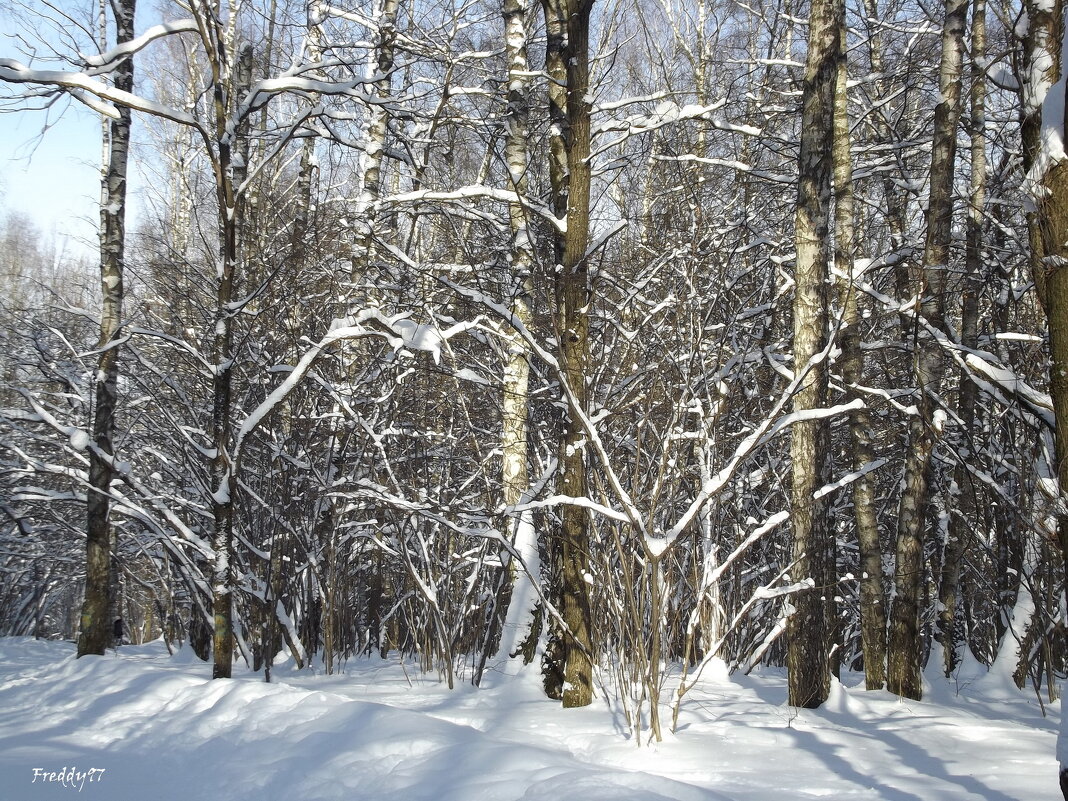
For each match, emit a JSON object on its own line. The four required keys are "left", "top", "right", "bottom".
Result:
{"left": 81, "top": 19, "right": 200, "bottom": 69}
{"left": 232, "top": 309, "right": 479, "bottom": 465}
{"left": 445, "top": 277, "right": 862, "bottom": 564}
{"left": 12, "top": 391, "right": 214, "bottom": 560}
{"left": 379, "top": 185, "right": 566, "bottom": 232}
{"left": 513, "top": 495, "right": 632, "bottom": 524}
{"left": 833, "top": 264, "right": 1054, "bottom": 430}
{"left": 592, "top": 99, "right": 761, "bottom": 158}
{"left": 655, "top": 154, "right": 794, "bottom": 185}
{"left": 657, "top": 398, "right": 863, "bottom": 555}
{"left": 0, "top": 58, "right": 203, "bottom": 130}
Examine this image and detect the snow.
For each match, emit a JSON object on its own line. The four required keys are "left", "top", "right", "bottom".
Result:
{"left": 0, "top": 638, "right": 1058, "bottom": 801}
{"left": 233, "top": 310, "right": 476, "bottom": 461}
{"left": 81, "top": 20, "right": 200, "bottom": 69}
{"left": 1023, "top": 28, "right": 1067, "bottom": 201}
{"left": 492, "top": 510, "right": 540, "bottom": 672}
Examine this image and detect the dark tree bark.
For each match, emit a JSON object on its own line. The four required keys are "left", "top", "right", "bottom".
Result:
{"left": 937, "top": 0, "right": 985, "bottom": 676}
{"left": 210, "top": 44, "right": 254, "bottom": 680}
{"left": 1021, "top": 0, "right": 1064, "bottom": 311}
{"left": 79, "top": 0, "right": 136, "bottom": 659}
{"left": 1044, "top": 153, "right": 1068, "bottom": 801}
{"left": 888, "top": 0, "right": 969, "bottom": 702}
{"left": 541, "top": 0, "right": 595, "bottom": 709}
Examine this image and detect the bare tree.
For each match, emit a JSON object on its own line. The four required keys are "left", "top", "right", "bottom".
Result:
{"left": 79, "top": 0, "right": 136, "bottom": 658}
{"left": 888, "top": 0, "right": 968, "bottom": 702}
{"left": 786, "top": 0, "right": 841, "bottom": 710}
{"left": 541, "top": 0, "right": 595, "bottom": 708}
{"left": 832, "top": 8, "right": 886, "bottom": 691}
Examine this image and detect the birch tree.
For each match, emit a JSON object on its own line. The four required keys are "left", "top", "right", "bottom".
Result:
{"left": 787, "top": 0, "right": 841, "bottom": 710}
{"left": 79, "top": 0, "right": 136, "bottom": 658}
{"left": 490, "top": 0, "right": 541, "bottom": 672}
{"left": 888, "top": 0, "right": 968, "bottom": 702}
{"left": 832, "top": 10, "right": 886, "bottom": 691}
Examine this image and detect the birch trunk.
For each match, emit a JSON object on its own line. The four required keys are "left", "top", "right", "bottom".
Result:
{"left": 888, "top": 0, "right": 968, "bottom": 702}
{"left": 493, "top": 0, "right": 540, "bottom": 670}
{"left": 832, "top": 19, "right": 886, "bottom": 691}
{"left": 787, "top": 0, "right": 840, "bottom": 709}
{"left": 79, "top": 0, "right": 136, "bottom": 659}
{"left": 1021, "top": 0, "right": 1063, "bottom": 310}
{"left": 353, "top": 0, "right": 400, "bottom": 279}
{"left": 541, "top": 0, "right": 595, "bottom": 709}
{"left": 937, "top": 0, "right": 985, "bottom": 676}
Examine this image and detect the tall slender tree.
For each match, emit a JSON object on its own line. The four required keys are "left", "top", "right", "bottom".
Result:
{"left": 832, "top": 11, "right": 886, "bottom": 691}
{"left": 888, "top": 0, "right": 969, "bottom": 701}
{"left": 937, "top": 0, "right": 986, "bottom": 676}
{"left": 491, "top": 0, "right": 541, "bottom": 672}
{"left": 541, "top": 0, "right": 595, "bottom": 709}
{"left": 79, "top": 0, "right": 136, "bottom": 658}
{"left": 787, "top": 0, "right": 841, "bottom": 709}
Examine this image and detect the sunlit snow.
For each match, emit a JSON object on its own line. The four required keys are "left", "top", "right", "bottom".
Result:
{"left": 0, "top": 638, "right": 1057, "bottom": 800}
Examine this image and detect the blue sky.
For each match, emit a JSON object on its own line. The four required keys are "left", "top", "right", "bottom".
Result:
{"left": 0, "top": 0, "right": 148, "bottom": 260}
{"left": 0, "top": 99, "right": 102, "bottom": 255}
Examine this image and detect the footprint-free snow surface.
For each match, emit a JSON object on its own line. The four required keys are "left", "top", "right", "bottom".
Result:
{"left": 0, "top": 638, "right": 1058, "bottom": 800}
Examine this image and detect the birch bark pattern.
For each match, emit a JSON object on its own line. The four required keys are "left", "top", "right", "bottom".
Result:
{"left": 542, "top": 0, "right": 595, "bottom": 709}
{"left": 354, "top": 0, "right": 400, "bottom": 278}
{"left": 787, "top": 0, "right": 840, "bottom": 709}
{"left": 1021, "top": 0, "right": 1063, "bottom": 310}
{"left": 79, "top": 0, "right": 136, "bottom": 659}
{"left": 494, "top": 0, "right": 540, "bottom": 667}
{"left": 888, "top": 0, "right": 968, "bottom": 701}
{"left": 832, "top": 17, "right": 886, "bottom": 691}
{"left": 937, "top": 0, "right": 985, "bottom": 676}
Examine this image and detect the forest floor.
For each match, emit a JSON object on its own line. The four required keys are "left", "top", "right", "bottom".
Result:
{"left": 0, "top": 637, "right": 1058, "bottom": 800}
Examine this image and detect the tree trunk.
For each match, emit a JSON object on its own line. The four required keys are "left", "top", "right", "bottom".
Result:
{"left": 353, "top": 0, "right": 401, "bottom": 278}
{"left": 492, "top": 0, "right": 541, "bottom": 671}
{"left": 937, "top": 0, "right": 985, "bottom": 676}
{"left": 79, "top": 0, "right": 135, "bottom": 659}
{"left": 787, "top": 0, "right": 840, "bottom": 709}
{"left": 541, "top": 0, "right": 595, "bottom": 709}
{"left": 832, "top": 16, "right": 886, "bottom": 691}
{"left": 1028, "top": 29, "right": 1068, "bottom": 801}
{"left": 210, "top": 44, "right": 254, "bottom": 680}
{"left": 888, "top": 0, "right": 968, "bottom": 701}
{"left": 1021, "top": 0, "right": 1064, "bottom": 311}
{"left": 1048, "top": 158, "right": 1068, "bottom": 797}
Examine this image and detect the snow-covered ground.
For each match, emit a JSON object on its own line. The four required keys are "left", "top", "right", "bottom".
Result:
{"left": 0, "top": 637, "right": 1057, "bottom": 800}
